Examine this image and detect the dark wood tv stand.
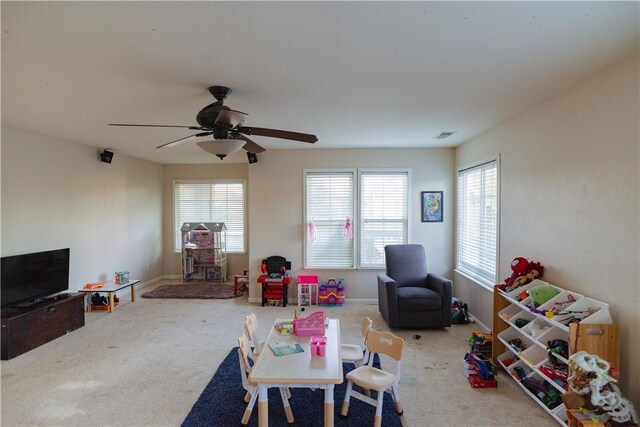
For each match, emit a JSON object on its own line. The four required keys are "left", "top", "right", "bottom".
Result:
{"left": 1, "top": 293, "right": 85, "bottom": 360}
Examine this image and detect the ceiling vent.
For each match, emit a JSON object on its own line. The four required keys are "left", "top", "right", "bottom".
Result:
{"left": 434, "top": 131, "right": 455, "bottom": 140}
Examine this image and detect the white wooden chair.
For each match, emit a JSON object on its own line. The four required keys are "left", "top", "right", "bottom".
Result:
{"left": 244, "top": 313, "right": 265, "bottom": 356}
{"left": 340, "top": 329, "right": 405, "bottom": 427}
{"left": 341, "top": 316, "right": 373, "bottom": 368}
{"left": 237, "top": 334, "right": 293, "bottom": 424}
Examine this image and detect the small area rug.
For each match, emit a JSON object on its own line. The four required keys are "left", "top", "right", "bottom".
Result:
{"left": 140, "top": 283, "right": 242, "bottom": 299}
{"left": 182, "top": 347, "right": 402, "bottom": 427}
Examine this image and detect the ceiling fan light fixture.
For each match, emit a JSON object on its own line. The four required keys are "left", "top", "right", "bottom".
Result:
{"left": 196, "top": 139, "right": 245, "bottom": 160}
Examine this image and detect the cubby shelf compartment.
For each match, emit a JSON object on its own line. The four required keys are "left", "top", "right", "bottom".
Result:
{"left": 492, "top": 279, "right": 617, "bottom": 427}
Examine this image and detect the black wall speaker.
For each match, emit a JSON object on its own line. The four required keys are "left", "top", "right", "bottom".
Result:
{"left": 100, "top": 150, "right": 114, "bottom": 164}
{"left": 247, "top": 152, "right": 258, "bottom": 164}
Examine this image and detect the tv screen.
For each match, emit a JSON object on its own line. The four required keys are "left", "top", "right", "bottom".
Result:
{"left": 1, "top": 248, "right": 70, "bottom": 308}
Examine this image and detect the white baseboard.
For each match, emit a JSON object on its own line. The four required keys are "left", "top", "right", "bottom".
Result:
{"left": 468, "top": 311, "right": 491, "bottom": 332}
{"left": 247, "top": 297, "right": 379, "bottom": 305}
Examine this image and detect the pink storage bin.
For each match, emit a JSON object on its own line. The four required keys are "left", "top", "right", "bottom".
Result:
{"left": 310, "top": 336, "right": 327, "bottom": 356}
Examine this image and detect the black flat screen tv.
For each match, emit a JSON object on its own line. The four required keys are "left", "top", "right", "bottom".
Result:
{"left": 1, "top": 248, "right": 70, "bottom": 308}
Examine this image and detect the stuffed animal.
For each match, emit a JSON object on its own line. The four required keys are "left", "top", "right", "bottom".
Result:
{"left": 509, "top": 262, "right": 544, "bottom": 290}
{"left": 529, "top": 285, "right": 559, "bottom": 307}
{"left": 497, "top": 257, "right": 544, "bottom": 292}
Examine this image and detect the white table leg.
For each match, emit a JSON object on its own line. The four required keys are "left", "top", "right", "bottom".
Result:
{"left": 324, "top": 384, "right": 335, "bottom": 427}
{"left": 258, "top": 384, "right": 269, "bottom": 427}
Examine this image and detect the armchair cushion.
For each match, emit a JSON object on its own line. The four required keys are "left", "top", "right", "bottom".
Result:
{"left": 397, "top": 287, "right": 442, "bottom": 312}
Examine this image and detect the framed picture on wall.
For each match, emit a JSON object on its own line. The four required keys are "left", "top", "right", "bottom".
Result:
{"left": 421, "top": 191, "right": 443, "bottom": 222}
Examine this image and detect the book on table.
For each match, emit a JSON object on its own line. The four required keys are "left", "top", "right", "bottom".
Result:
{"left": 274, "top": 320, "right": 294, "bottom": 335}
{"left": 269, "top": 341, "right": 304, "bottom": 356}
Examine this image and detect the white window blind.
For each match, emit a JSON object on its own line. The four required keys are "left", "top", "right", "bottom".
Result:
{"left": 305, "top": 171, "right": 355, "bottom": 268}
{"left": 456, "top": 159, "right": 498, "bottom": 286}
{"left": 360, "top": 172, "right": 408, "bottom": 268}
{"left": 174, "top": 181, "right": 245, "bottom": 253}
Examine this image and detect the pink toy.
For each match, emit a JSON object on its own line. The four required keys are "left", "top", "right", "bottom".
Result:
{"left": 343, "top": 217, "right": 353, "bottom": 239}
{"left": 310, "top": 336, "right": 327, "bottom": 356}
{"left": 308, "top": 220, "right": 317, "bottom": 243}
{"left": 293, "top": 311, "right": 326, "bottom": 336}
{"left": 319, "top": 278, "right": 345, "bottom": 305}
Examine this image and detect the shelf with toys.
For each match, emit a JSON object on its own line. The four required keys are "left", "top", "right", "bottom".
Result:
{"left": 492, "top": 257, "right": 617, "bottom": 427}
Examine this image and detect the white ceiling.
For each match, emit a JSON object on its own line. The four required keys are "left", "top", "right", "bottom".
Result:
{"left": 2, "top": 2, "right": 638, "bottom": 164}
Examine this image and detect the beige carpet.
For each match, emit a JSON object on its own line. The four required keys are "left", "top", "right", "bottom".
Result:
{"left": 0, "top": 280, "right": 559, "bottom": 427}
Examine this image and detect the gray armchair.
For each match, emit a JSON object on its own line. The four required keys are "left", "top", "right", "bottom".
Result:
{"left": 377, "top": 244, "right": 452, "bottom": 329}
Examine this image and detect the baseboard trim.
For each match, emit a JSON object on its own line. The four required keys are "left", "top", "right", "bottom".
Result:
{"left": 247, "top": 297, "right": 379, "bottom": 305}
{"left": 468, "top": 311, "right": 491, "bottom": 332}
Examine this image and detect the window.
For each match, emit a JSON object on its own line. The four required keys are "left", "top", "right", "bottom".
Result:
{"left": 456, "top": 157, "right": 499, "bottom": 287}
{"left": 359, "top": 171, "right": 408, "bottom": 268}
{"left": 174, "top": 180, "right": 245, "bottom": 253}
{"left": 304, "top": 169, "right": 409, "bottom": 269}
{"left": 305, "top": 171, "right": 355, "bottom": 269}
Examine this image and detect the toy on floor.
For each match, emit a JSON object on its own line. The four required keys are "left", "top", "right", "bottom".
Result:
{"left": 318, "top": 278, "right": 345, "bottom": 305}
{"left": 463, "top": 352, "right": 497, "bottom": 388}
{"left": 567, "top": 351, "right": 638, "bottom": 425}
{"left": 468, "top": 332, "right": 492, "bottom": 359}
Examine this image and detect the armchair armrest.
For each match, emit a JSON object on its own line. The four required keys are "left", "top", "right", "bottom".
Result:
{"left": 377, "top": 274, "right": 400, "bottom": 327}
{"left": 426, "top": 273, "right": 453, "bottom": 327}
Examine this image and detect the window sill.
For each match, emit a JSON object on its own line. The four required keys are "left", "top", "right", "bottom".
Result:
{"left": 453, "top": 269, "right": 495, "bottom": 292}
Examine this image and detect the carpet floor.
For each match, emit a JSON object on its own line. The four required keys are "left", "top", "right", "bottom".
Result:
{"left": 182, "top": 348, "right": 401, "bottom": 427}
{"left": 141, "top": 282, "right": 243, "bottom": 299}
{"left": 0, "top": 280, "right": 559, "bottom": 426}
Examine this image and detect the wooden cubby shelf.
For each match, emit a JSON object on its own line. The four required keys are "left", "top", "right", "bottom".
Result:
{"left": 492, "top": 279, "right": 618, "bottom": 427}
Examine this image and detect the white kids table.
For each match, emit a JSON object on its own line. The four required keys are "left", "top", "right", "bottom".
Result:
{"left": 248, "top": 318, "right": 343, "bottom": 426}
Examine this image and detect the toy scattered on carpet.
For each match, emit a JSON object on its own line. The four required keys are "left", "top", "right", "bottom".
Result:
{"left": 463, "top": 352, "right": 497, "bottom": 388}
{"left": 463, "top": 332, "right": 497, "bottom": 388}
{"left": 497, "top": 257, "right": 544, "bottom": 293}
{"left": 565, "top": 351, "right": 638, "bottom": 426}
{"left": 318, "top": 277, "right": 345, "bottom": 305}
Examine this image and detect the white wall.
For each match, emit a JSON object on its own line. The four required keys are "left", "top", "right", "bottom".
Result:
{"left": 248, "top": 148, "right": 454, "bottom": 301}
{"left": 1, "top": 126, "right": 164, "bottom": 290}
{"left": 455, "top": 56, "right": 639, "bottom": 403}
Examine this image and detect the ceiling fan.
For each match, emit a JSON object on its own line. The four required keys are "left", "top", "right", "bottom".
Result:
{"left": 109, "top": 86, "right": 318, "bottom": 159}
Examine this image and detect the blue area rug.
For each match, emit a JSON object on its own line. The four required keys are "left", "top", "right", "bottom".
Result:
{"left": 182, "top": 347, "right": 403, "bottom": 427}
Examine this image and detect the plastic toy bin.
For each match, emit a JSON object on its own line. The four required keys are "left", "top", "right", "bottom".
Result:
{"left": 297, "top": 275, "right": 319, "bottom": 306}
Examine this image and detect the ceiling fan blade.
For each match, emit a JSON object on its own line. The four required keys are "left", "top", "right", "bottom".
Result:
{"left": 234, "top": 135, "right": 266, "bottom": 154}
{"left": 110, "top": 123, "right": 203, "bottom": 130}
{"left": 156, "top": 132, "right": 212, "bottom": 149}
{"left": 215, "top": 109, "right": 248, "bottom": 128}
{"left": 238, "top": 126, "right": 317, "bottom": 143}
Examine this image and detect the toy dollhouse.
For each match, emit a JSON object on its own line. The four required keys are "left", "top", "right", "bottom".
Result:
{"left": 181, "top": 222, "right": 227, "bottom": 282}
{"left": 318, "top": 278, "right": 345, "bottom": 306}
